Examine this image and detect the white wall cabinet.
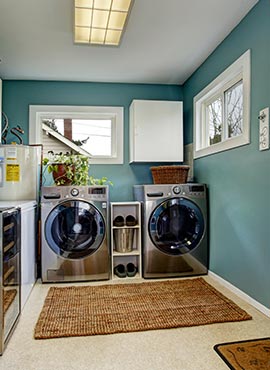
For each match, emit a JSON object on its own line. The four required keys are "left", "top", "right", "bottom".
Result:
{"left": 129, "top": 99, "right": 183, "bottom": 163}
{"left": 110, "top": 202, "right": 142, "bottom": 280}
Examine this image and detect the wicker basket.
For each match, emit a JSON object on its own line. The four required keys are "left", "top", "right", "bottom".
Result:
{"left": 151, "top": 165, "right": 190, "bottom": 184}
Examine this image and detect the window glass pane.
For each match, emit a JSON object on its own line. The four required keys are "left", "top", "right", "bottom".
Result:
{"left": 42, "top": 118, "right": 112, "bottom": 157}
{"left": 207, "top": 98, "right": 222, "bottom": 145}
{"left": 72, "top": 119, "right": 112, "bottom": 156}
{"left": 225, "top": 80, "right": 243, "bottom": 138}
{"left": 54, "top": 119, "right": 64, "bottom": 135}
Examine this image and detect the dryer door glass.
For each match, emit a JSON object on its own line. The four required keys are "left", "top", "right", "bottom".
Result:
{"left": 45, "top": 200, "right": 105, "bottom": 259}
{"left": 149, "top": 198, "right": 205, "bottom": 256}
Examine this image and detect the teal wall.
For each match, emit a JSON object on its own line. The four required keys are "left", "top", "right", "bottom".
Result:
{"left": 2, "top": 81, "right": 183, "bottom": 201}
{"left": 183, "top": 0, "right": 270, "bottom": 307}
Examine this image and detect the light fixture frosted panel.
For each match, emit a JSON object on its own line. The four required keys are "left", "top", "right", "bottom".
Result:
{"left": 91, "top": 28, "right": 106, "bottom": 44}
{"left": 105, "top": 29, "right": 121, "bottom": 45}
{"left": 94, "top": 0, "right": 112, "bottom": 9}
{"left": 74, "top": 0, "right": 133, "bottom": 46}
{"left": 92, "top": 10, "right": 109, "bottom": 28}
{"left": 111, "top": 0, "right": 131, "bottom": 11}
{"left": 108, "top": 11, "right": 127, "bottom": 29}
{"left": 75, "top": 8, "right": 92, "bottom": 27}
{"left": 75, "top": 27, "right": 90, "bottom": 43}
{"left": 75, "top": 0, "right": 93, "bottom": 8}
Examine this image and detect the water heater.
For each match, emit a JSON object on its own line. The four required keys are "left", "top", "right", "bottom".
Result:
{"left": 0, "top": 145, "right": 41, "bottom": 201}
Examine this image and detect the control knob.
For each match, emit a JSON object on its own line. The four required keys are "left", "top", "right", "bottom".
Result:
{"left": 70, "top": 188, "right": 79, "bottom": 197}
{"left": 173, "top": 186, "right": 181, "bottom": 195}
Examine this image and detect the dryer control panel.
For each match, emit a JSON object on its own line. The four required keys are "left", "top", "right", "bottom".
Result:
{"left": 134, "top": 184, "right": 206, "bottom": 201}
{"left": 172, "top": 184, "right": 205, "bottom": 197}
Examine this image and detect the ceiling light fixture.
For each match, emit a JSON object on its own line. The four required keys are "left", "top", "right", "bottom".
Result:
{"left": 74, "top": 0, "right": 134, "bottom": 46}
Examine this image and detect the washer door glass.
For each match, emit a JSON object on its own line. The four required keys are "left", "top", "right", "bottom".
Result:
{"left": 45, "top": 200, "right": 105, "bottom": 259}
{"left": 149, "top": 197, "right": 205, "bottom": 256}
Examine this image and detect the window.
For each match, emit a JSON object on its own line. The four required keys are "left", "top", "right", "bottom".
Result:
{"left": 29, "top": 105, "right": 124, "bottom": 164}
{"left": 194, "top": 50, "right": 250, "bottom": 158}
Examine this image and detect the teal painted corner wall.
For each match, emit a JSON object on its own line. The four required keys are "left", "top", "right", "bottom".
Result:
{"left": 183, "top": 0, "right": 270, "bottom": 308}
{"left": 2, "top": 81, "right": 183, "bottom": 201}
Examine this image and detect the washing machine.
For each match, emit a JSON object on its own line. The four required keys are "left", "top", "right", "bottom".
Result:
{"left": 41, "top": 186, "right": 110, "bottom": 282}
{"left": 134, "top": 184, "right": 208, "bottom": 278}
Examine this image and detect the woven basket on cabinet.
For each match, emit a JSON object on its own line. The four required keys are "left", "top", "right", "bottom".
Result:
{"left": 151, "top": 165, "right": 190, "bottom": 184}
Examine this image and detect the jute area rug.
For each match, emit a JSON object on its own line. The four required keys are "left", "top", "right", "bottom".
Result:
{"left": 214, "top": 338, "right": 270, "bottom": 370}
{"left": 34, "top": 277, "right": 252, "bottom": 340}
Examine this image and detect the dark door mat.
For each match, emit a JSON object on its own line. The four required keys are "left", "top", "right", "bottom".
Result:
{"left": 214, "top": 337, "right": 270, "bottom": 369}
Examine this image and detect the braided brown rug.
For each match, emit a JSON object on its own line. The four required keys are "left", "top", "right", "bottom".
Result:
{"left": 214, "top": 338, "right": 270, "bottom": 369}
{"left": 34, "top": 278, "right": 252, "bottom": 339}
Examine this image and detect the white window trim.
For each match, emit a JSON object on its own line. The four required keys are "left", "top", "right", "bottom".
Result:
{"left": 29, "top": 105, "right": 124, "bottom": 164}
{"left": 193, "top": 49, "right": 251, "bottom": 159}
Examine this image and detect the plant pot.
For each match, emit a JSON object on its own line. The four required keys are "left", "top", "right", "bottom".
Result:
{"left": 52, "top": 163, "right": 75, "bottom": 186}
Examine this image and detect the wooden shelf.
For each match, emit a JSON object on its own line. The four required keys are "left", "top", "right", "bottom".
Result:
{"left": 112, "top": 272, "right": 141, "bottom": 280}
{"left": 112, "top": 250, "right": 140, "bottom": 257}
{"left": 112, "top": 225, "right": 140, "bottom": 229}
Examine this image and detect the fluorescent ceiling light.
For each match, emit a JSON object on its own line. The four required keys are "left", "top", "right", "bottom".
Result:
{"left": 74, "top": 0, "right": 133, "bottom": 46}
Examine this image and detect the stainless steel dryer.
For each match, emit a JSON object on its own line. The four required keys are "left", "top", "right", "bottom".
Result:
{"left": 134, "top": 184, "right": 208, "bottom": 278}
{"left": 41, "top": 186, "right": 110, "bottom": 282}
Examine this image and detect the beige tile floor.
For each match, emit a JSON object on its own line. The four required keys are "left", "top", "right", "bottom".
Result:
{"left": 0, "top": 275, "right": 270, "bottom": 370}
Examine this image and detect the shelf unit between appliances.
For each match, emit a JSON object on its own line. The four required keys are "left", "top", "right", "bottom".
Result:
{"left": 110, "top": 202, "right": 142, "bottom": 280}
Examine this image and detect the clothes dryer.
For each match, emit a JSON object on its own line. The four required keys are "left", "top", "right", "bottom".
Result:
{"left": 41, "top": 186, "right": 110, "bottom": 282}
{"left": 134, "top": 184, "right": 208, "bottom": 278}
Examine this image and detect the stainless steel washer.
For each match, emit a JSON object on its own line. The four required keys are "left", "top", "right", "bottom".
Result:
{"left": 134, "top": 184, "right": 208, "bottom": 278}
{"left": 41, "top": 186, "right": 110, "bottom": 282}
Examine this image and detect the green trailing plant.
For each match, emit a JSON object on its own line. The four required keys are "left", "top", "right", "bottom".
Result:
{"left": 42, "top": 151, "right": 113, "bottom": 186}
{"left": 42, "top": 151, "right": 90, "bottom": 186}
{"left": 89, "top": 176, "right": 113, "bottom": 186}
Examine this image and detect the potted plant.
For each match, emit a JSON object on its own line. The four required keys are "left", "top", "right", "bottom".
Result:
{"left": 42, "top": 151, "right": 113, "bottom": 187}
{"left": 42, "top": 151, "right": 90, "bottom": 186}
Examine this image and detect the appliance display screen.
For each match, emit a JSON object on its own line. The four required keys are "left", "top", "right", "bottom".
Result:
{"left": 88, "top": 187, "right": 106, "bottom": 195}
{"left": 190, "top": 185, "right": 204, "bottom": 193}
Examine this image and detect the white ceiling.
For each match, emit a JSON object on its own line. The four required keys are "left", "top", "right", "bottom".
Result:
{"left": 0, "top": 0, "right": 258, "bottom": 85}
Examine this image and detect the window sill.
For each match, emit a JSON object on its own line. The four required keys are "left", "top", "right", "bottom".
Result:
{"left": 194, "top": 135, "right": 250, "bottom": 159}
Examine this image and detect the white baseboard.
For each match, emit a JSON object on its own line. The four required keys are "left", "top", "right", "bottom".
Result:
{"left": 208, "top": 271, "right": 270, "bottom": 317}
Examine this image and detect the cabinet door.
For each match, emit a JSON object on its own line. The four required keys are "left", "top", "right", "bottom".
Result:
{"left": 21, "top": 206, "right": 37, "bottom": 310}
{"left": 129, "top": 100, "right": 183, "bottom": 162}
{"left": 0, "top": 79, "right": 2, "bottom": 141}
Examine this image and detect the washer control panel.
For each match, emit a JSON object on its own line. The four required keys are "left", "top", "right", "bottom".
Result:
{"left": 41, "top": 186, "right": 108, "bottom": 202}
